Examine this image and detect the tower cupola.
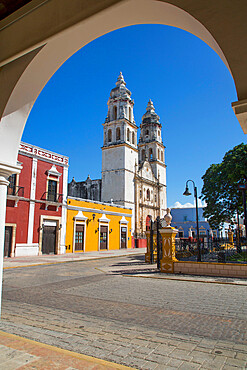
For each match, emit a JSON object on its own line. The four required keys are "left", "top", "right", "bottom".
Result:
{"left": 103, "top": 73, "right": 137, "bottom": 149}
{"left": 139, "top": 100, "right": 163, "bottom": 145}
{"left": 105, "top": 72, "right": 135, "bottom": 124}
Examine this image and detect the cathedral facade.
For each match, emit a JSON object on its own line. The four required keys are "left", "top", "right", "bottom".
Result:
{"left": 68, "top": 73, "right": 167, "bottom": 236}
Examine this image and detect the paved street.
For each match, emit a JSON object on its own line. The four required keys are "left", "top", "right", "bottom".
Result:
{"left": 1, "top": 253, "right": 247, "bottom": 369}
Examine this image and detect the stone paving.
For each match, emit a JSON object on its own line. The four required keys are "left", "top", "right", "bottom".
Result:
{"left": 0, "top": 330, "right": 129, "bottom": 369}
{"left": 1, "top": 254, "right": 247, "bottom": 369}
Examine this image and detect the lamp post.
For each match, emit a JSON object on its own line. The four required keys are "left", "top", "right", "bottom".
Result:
{"left": 183, "top": 180, "right": 201, "bottom": 262}
{"left": 238, "top": 184, "right": 247, "bottom": 240}
{"left": 149, "top": 215, "right": 154, "bottom": 264}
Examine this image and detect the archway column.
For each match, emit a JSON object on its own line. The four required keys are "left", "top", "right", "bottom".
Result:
{"left": 232, "top": 99, "right": 247, "bottom": 134}
{"left": 0, "top": 162, "right": 21, "bottom": 316}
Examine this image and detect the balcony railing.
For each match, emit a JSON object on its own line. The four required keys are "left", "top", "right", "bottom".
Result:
{"left": 41, "top": 192, "right": 63, "bottom": 203}
{"left": 7, "top": 186, "right": 24, "bottom": 197}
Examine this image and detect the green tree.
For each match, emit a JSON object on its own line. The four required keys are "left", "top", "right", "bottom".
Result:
{"left": 201, "top": 143, "right": 247, "bottom": 229}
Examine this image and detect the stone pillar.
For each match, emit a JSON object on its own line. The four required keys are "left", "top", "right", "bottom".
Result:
{"left": 160, "top": 227, "right": 178, "bottom": 273}
{"left": 0, "top": 162, "right": 21, "bottom": 316}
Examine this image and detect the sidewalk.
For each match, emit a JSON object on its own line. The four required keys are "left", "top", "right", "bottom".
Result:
{"left": 0, "top": 330, "right": 134, "bottom": 369}
{"left": 3, "top": 248, "right": 146, "bottom": 269}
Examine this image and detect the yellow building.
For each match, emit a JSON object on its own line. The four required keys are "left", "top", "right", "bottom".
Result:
{"left": 66, "top": 197, "right": 132, "bottom": 252}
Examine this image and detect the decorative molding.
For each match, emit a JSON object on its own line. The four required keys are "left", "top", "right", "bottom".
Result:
{"left": 0, "top": 162, "right": 22, "bottom": 182}
{"left": 102, "top": 143, "right": 138, "bottom": 152}
{"left": 19, "top": 142, "right": 69, "bottom": 166}
{"left": 98, "top": 214, "right": 110, "bottom": 223}
{"left": 74, "top": 211, "right": 88, "bottom": 221}
{"left": 67, "top": 204, "right": 132, "bottom": 218}
{"left": 120, "top": 216, "right": 129, "bottom": 224}
{"left": 47, "top": 164, "right": 62, "bottom": 177}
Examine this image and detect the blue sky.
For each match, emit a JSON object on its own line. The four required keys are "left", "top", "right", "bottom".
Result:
{"left": 22, "top": 24, "right": 246, "bottom": 207}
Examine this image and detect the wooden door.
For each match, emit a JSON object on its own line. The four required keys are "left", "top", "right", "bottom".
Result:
{"left": 100, "top": 226, "right": 108, "bottom": 250}
{"left": 75, "top": 224, "right": 84, "bottom": 251}
{"left": 42, "top": 226, "right": 56, "bottom": 254}
{"left": 4, "top": 226, "right": 12, "bottom": 257}
{"left": 121, "top": 227, "right": 127, "bottom": 248}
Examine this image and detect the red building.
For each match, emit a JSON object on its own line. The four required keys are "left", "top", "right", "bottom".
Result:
{"left": 4, "top": 142, "right": 69, "bottom": 257}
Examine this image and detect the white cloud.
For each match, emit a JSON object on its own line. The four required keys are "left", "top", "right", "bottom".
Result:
{"left": 170, "top": 200, "right": 207, "bottom": 209}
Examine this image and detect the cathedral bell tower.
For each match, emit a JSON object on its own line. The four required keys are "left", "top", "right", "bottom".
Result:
{"left": 138, "top": 99, "right": 167, "bottom": 215}
{"left": 102, "top": 73, "right": 138, "bottom": 224}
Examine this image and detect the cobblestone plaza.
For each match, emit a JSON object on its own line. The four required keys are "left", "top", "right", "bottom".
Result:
{"left": 1, "top": 253, "right": 247, "bottom": 369}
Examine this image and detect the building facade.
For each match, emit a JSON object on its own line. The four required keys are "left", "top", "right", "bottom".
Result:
{"left": 101, "top": 72, "right": 138, "bottom": 231}
{"left": 135, "top": 99, "right": 167, "bottom": 235}
{"left": 68, "top": 175, "right": 101, "bottom": 201}
{"left": 66, "top": 197, "right": 132, "bottom": 252}
{"left": 171, "top": 207, "right": 226, "bottom": 238}
{"left": 68, "top": 73, "right": 167, "bottom": 236}
{"left": 5, "top": 142, "right": 69, "bottom": 257}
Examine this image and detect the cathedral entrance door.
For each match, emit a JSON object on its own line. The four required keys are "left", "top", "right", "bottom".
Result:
{"left": 100, "top": 226, "right": 108, "bottom": 250}
{"left": 121, "top": 227, "right": 127, "bottom": 248}
{"left": 75, "top": 224, "right": 84, "bottom": 251}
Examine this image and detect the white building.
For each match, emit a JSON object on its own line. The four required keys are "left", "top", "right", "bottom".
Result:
{"left": 135, "top": 99, "right": 167, "bottom": 235}
{"left": 101, "top": 73, "right": 167, "bottom": 235}
{"left": 102, "top": 72, "right": 138, "bottom": 208}
{"left": 69, "top": 73, "right": 167, "bottom": 236}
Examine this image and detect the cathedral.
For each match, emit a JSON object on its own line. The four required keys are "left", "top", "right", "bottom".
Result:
{"left": 68, "top": 73, "right": 167, "bottom": 236}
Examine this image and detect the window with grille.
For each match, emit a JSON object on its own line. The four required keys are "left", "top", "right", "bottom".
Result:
{"left": 47, "top": 180, "right": 57, "bottom": 202}
{"left": 7, "top": 174, "right": 17, "bottom": 195}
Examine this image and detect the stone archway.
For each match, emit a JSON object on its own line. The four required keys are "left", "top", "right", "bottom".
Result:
{"left": 0, "top": 0, "right": 246, "bottom": 313}
{"left": 0, "top": 0, "right": 235, "bottom": 168}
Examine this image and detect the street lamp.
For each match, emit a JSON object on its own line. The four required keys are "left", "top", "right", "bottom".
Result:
{"left": 238, "top": 184, "right": 247, "bottom": 240}
{"left": 183, "top": 180, "right": 201, "bottom": 262}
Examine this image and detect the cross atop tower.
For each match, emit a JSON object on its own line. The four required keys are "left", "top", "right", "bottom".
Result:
{"left": 116, "top": 71, "right": 126, "bottom": 86}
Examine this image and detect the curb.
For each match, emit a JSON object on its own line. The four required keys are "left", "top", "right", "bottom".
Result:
{"left": 123, "top": 274, "right": 247, "bottom": 286}
{"left": 3, "top": 251, "right": 145, "bottom": 270}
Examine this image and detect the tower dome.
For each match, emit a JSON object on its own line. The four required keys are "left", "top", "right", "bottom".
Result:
{"left": 142, "top": 99, "right": 160, "bottom": 126}
{"left": 105, "top": 72, "right": 135, "bottom": 123}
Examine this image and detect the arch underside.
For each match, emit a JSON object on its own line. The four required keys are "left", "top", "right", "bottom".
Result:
{"left": 0, "top": 0, "right": 245, "bottom": 168}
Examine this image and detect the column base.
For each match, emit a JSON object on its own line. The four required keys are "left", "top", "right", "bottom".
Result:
{"left": 160, "top": 258, "right": 178, "bottom": 273}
